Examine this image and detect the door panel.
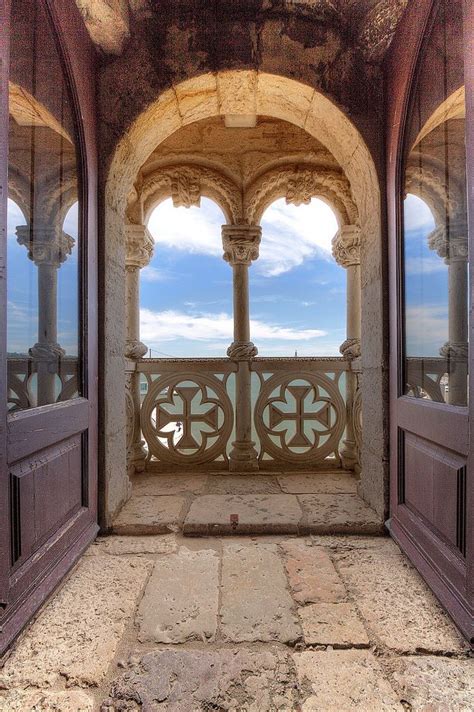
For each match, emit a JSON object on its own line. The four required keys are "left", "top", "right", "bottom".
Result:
{"left": 0, "top": 0, "right": 98, "bottom": 654}
{"left": 387, "top": 0, "right": 473, "bottom": 642}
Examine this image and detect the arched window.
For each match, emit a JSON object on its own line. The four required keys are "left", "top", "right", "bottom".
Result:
{"left": 258, "top": 197, "right": 343, "bottom": 356}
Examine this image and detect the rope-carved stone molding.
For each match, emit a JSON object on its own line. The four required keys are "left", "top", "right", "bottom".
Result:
{"left": 244, "top": 165, "right": 359, "bottom": 226}
{"left": 138, "top": 164, "right": 243, "bottom": 225}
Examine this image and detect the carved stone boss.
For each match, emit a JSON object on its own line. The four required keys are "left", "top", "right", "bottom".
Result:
{"left": 222, "top": 224, "right": 261, "bottom": 470}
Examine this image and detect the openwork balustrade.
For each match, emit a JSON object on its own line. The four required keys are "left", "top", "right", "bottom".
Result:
{"left": 127, "top": 357, "right": 361, "bottom": 470}
{"left": 7, "top": 357, "right": 79, "bottom": 412}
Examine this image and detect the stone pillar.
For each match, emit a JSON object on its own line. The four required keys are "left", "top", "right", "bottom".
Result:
{"left": 125, "top": 224, "right": 155, "bottom": 472}
{"left": 429, "top": 223, "right": 468, "bottom": 406}
{"left": 332, "top": 225, "right": 362, "bottom": 470}
{"left": 17, "top": 225, "right": 74, "bottom": 406}
{"left": 222, "top": 224, "right": 261, "bottom": 472}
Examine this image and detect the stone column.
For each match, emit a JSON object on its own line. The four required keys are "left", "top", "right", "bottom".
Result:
{"left": 222, "top": 224, "right": 261, "bottom": 472}
{"left": 429, "top": 223, "right": 468, "bottom": 406}
{"left": 17, "top": 225, "right": 74, "bottom": 406}
{"left": 332, "top": 225, "right": 362, "bottom": 470}
{"left": 125, "top": 224, "right": 155, "bottom": 472}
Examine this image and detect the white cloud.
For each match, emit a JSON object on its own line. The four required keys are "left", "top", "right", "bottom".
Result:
{"left": 141, "top": 265, "right": 170, "bottom": 282}
{"left": 140, "top": 308, "right": 326, "bottom": 345}
{"left": 405, "top": 303, "right": 448, "bottom": 354}
{"left": 147, "top": 196, "right": 339, "bottom": 279}
{"left": 405, "top": 256, "right": 447, "bottom": 275}
{"left": 404, "top": 193, "right": 436, "bottom": 233}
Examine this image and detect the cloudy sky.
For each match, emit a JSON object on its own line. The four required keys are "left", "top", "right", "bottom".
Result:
{"left": 143, "top": 196, "right": 345, "bottom": 357}
{"left": 6, "top": 192, "right": 451, "bottom": 360}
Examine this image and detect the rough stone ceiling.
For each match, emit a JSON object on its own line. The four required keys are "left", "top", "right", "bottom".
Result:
{"left": 75, "top": 0, "right": 408, "bottom": 62}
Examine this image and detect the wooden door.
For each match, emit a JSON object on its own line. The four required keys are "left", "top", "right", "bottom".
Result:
{"left": 387, "top": 0, "right": 473, "bottom": 643}
{"left": 0, "top": 0, "right": 98, "bottom": 654}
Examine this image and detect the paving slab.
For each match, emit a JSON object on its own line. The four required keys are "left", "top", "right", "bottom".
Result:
{"left": 112, "top": 495, "right": 186, "bottom": 534}
{"left": 105, "top": 648, "right": 298, "bottom": 712}
{"left": 335, "top": 547, "right": 468, "bottom": 653}
{"left": 299, "top": 494, "right": 384, "bottom": 534}
{"left": 299, "top": 602, "right": 369, "bottom": 647}
{"left": 131, "top": 473, "right": 208, "bottom": 495}
{"left": 207, "top": 474, "right": 281, "bottom": 494}
{"left": 294, "top": 650, "right": 403, "bottom": 711}
{"left": 279, "top": 472, "right": 358, "bottom": 494}
{"left": 0, "top": 689, "right": 95, "bottom": 711}
{"left": 86, "top": 534, "right": 178, "bottom": 556}
{"left": 387, "top": 655, "right": 474, "bottom": 711}
{"left": 0, "top": 556, "right": 152, "bottom": 688}
{"left": 137, "top": 546, "right": 219, "bottom": 643}
{"left": 183, "top": 494, "right": 303, "bottom": 535}
{"left": 220, "top": 542, "right": 301, "bottom": 643}
{"left": 281, "top": 539, "right": 347, "bottom": 603}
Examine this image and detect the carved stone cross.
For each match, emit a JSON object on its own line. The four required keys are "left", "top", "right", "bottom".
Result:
{"left": 269, "top": 385, "right": 331, "bottom": 448}
{"left": 156, "top": 386, "right": 219, "bottom": 449}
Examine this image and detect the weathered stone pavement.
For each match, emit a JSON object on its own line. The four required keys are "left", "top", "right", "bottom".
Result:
{"left": 114, "top": 471, "right": 384, "bottom": 536}
{"left": 1, "top": 526, "right": 471, "bottom": 711}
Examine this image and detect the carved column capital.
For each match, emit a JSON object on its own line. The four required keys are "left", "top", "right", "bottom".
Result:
{"left": 16, "top": 225, "right": 74, "bottom": 267}
{"left": 439, "top": 341, "right": 468, "bottom": 361}
{"left": 222, "top": 224, "right": 261, "bottom": 266}
{"left": 332, "top": 225, "right": 361, "bottom": 268}
{"left": 125, "top": 224, "right": 154, "bottom": 269}
{"left": 339, "top": 338, "right": 361, "bottom": 361}
{"left": 428, "top": 223, "right": 468, "bottom": 264}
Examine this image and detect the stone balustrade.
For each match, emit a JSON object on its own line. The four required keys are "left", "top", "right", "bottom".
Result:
{"left": 126, "top": 356, "right": 362, "bottom": 471}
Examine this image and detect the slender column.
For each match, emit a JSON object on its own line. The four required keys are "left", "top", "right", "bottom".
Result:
{"left": 332, "top": 225, "right": 362, "bottom": 469}
{"left": 17, "top": 225, "right": 74, "bottom": 406}
{"left": 222, "top": 224, "right": 261, "bottom": 472}
{"left": 429, "top": 223, "right": 468, "bottom": 406}
{"left": 125, "top": 224, "right": 155, "bottom": 472}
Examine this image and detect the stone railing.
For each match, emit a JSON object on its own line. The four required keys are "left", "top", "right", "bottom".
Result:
{"left": 7, "top": 356, "right": 79, "bottom": 412}
{"left": 127, "top": 356, "right": 361, "bottom": 471}
{"left": 405, "top": 357, "right": 449, "bottom": 403}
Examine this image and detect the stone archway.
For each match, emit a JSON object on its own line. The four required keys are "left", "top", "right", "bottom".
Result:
{"left": 102, "top": 71, "right": 384, "bottom": 526}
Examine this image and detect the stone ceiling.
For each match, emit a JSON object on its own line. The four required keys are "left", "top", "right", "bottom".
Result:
{"left": 75, "top": 0, "right": 408, "bottom": 62}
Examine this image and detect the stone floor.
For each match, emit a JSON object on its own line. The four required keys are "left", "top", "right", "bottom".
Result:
{"left": 1, "top": 473, "right": 472, "bottom": 710}
{"left": 112, "top": 471, "right": 384, "bottom": 536}
{"left": 0, "top": 529, "right": 472, "bottom": 711}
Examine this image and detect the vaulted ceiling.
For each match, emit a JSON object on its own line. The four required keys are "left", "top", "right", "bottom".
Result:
{"left": 75, "top": 0, "right": 408, "bottom": 62}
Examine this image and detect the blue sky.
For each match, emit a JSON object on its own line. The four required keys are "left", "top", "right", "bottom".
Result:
{"left": 6, "top": 193, "right": 449, "bottom": 360}
{"left": 142, "top": 197, "right": 347, "bottom": 357}
{"left": 403, "top": 194, "right": 449, "bottom": 357}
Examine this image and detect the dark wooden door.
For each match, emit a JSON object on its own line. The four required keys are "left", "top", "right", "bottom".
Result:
{"left": 387, "top": 0, "right": 473, "bottom": 643}
{"left": 0, "top": 0, "right": 98, "bottom": 654}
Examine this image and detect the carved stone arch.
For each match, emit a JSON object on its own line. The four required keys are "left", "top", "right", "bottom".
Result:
{"left": 405, "top": 161, "right": 465, "bottom": 227}
{"left": 243, "top": 165, "right": 359, "bottom": 226}
{"left": 7, "top": 167, "right": 31, "bottom": 222}
{"left": 139, "top": 164, "right": 243, "bottom": 225}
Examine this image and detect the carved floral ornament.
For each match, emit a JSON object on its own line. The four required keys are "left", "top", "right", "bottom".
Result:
{"left": 125, "top": 224, "right": 155, "bottom": 269}
{"left": 138, "top": 165, "right": 243, "bottom": 225}
{"left": 244, "top": 166, "right": 359, "bottom": 226}
{"left": 331, "top": 225, "right": 361, "bottom": 268}
{"left": 16, "top": 225, "right": 74, "bottom": 267}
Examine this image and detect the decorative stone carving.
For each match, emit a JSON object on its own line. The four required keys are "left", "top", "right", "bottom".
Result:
{"left": 428, "top": 224, "right": 468, "bottom": 264}
{"left": 125, "top": 224, "right": 155, "bottom": 269}
{"left": 357, "top": 0, "right": 408, "bottom": 62}
{"left": 16, "top": 225, "right": 74, "bottom": 266}
{"left": 332, "top": 225, "right": 361, "bottom": 267}
{"left": 125, "top": 340, "right": 148, "bottom": 360}
{"left": 439, "top": 341, "right": 468, "bottom": 361}
{"left": 405, "top": 164, "right": 463, "bottom": 224}
{"left": 140, "top": 165, "right": 243, "bottom": 224}
{"left": 170, "top": 171, "right": 201, "bottom": 209}
{"left": 339, "top": 338, "right": 361, "bottom": 361}
{"left": 227, "top": 341, "right": 258, "bottom": 361}
{"left": 244, "top": 166, "right": 358, "bottom": 226}
{"left": 222, "top": 225, "right": 261, "bottom": 265}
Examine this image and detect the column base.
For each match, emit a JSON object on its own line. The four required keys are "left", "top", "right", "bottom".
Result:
{"left": 128, "top": 442, "right": 147, "bottom": 474}
{"left": 340, "top": 439, "right": 359, "bottom": 471}
{"left": 228, "top": 440, "right": 259, "bottom": 472}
